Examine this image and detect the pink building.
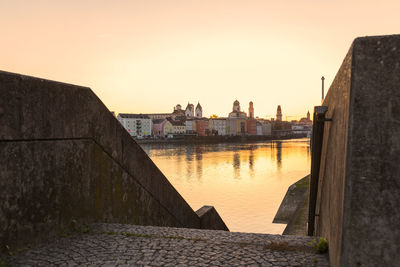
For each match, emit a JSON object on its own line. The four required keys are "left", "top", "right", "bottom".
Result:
{"left": 195, "top": 120, "right": 209, "bottom": 136}
{"left": 247, "top": 119, "right": 257, "bottom": 135}
{"left": 152, "top": 119, "right": 168, "bottom": 137}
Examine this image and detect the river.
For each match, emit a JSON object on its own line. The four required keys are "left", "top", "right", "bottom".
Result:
{"left": 140, "top": 138, "right": 311, "bottom": 234}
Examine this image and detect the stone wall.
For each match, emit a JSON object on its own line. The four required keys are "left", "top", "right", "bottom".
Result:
{"left": 315, "top": 34, "right": 400, "bottom": 267}
{"left": 0, "top": 71, "right": 228, "bottom": 252}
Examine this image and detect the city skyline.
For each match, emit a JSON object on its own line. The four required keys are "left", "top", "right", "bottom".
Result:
{"left": 1, "top": 1, "right": 400, "bottom": 119}
{"left": 117, "top": 100, "right": 309, "bottom": 121}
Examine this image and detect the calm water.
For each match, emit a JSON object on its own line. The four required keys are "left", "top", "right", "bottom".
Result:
{"left": 140, "top": 139, "right": 311, "bottom": 234}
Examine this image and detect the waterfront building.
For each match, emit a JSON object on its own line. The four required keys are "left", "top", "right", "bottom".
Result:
{"left": 256, "top": 121, "right": 263, "bottom": 135}
{"left": 195, "top": 103, "right": 203, "bottom": 118}
{"left": 276, "top": 105, "right": 282, "bottom": 122}
{"left": 185, "top": 103, "right": 195, "bottom": 117}
{"left": 185, "top": 119, "right": 197, "bottom": 134}
{"left": 227, "top": 118, "right": 247, "bottom": 135}
{"left": 152, "top": 119, "right": 167, "bottom": 137}
{"left": 246, "top": 101, "right": 257, "bottom": 135}
{"left": 292, "top": 124, "right": 312, "bottom": 135}
{"left": 195, "top": 119, "right": 209, "bottom": 136}
{"left": 260, "top": 120, "right": 272, "bottom": 136}
{"left": 209, "top": 118, "right": 227, "bottom": 135}
{"left": 228, "top": 100, "right": 247, "bottom": 135}
{"left": 247, "top": 119, "right": 257, "bottom": 135}
{"left": 248, "top": 101, "right": 254, "bottom": 119}
{"left": 167, "top": 118, "right": 186, "bottom": 135}
{"left": 117, "top": 113, "right": 152, "bottom": 137}
{"left": 151, "top": 118, "right": 177, "bottom": 137}
{"left": 163, "top": 120, "right": 173, "bottom": 136}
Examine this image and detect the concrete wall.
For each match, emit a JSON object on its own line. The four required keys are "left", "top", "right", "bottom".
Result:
{"left": 196, "top": 206, "right": 229, "bottom": 231}
{"left": 0, "top": 71, "right": 228, "bottom": 251}
{"left": 315, "top": 34, "right": 400, "bottom": 267}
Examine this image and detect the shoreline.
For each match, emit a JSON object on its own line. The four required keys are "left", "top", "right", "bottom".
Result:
{"left": 135, "top": 134, "right": 309, "bottom": 145}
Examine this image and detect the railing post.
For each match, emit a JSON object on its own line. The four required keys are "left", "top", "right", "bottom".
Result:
{"left": 308, "top": 106, "right": 328, "bottom": 236}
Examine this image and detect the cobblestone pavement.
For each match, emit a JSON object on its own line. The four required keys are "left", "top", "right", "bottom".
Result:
{"left": 10, "top": 223, "right": 329, "bottom": 266}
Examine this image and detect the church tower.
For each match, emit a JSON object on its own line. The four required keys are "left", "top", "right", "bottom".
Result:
{"left": 249, "top": 101, "right": 254, "bottom": 119}
{"left": 233, "top": 100, "right": 240, "bottom": 112}
{"left": 195, "top": 102, "right": 202, "bottom": 118}
{"left": 185, "top": 103, "right": 194, "bottom": 117}
{"left": 276, "top": 105, "right": 282, "bottom": 122}
{"left": 307, "top": 111, "right": 310, "bottom": 120}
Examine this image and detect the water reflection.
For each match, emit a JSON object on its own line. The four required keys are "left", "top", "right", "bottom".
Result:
{"left": 249, "top": 150, "right": 254, "bottom": 169}
{"left": 141, "top": 139, "right": 311, "bottom": 234}
{"left": 233, "top": 152, "right": 240, "bottom": 179}
{"left": 276, "top": 141, "right": 282, "bottom": 170}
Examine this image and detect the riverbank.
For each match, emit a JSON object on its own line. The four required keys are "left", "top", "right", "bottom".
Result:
{"left": 135, "top": 133, "right": 309, "bottom": 144}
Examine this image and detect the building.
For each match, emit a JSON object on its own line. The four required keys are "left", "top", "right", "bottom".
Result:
{"left": 185, "top": 103, "right": 194, "bottom": 117}
{"left": 195, "top": 119, "right": 209, "bottom": 136}
{"left": 229, "top": 100, "right": 247, "bottom": 119}
{"left": 259, "top": 120, "right": 272, "bottom": 136}
{"left": 152, "top": 119, "right": 167, "bottom": 137}
{"left": 185, "top": 119, "right": 197, "bottom": 134}
{"left": 209, "top": 118, "right": 227, "bottom": 135}
{"left": 292, "top": 124, "right": 312, "bottom": 135}
{"left": 172, "top": 104, "right": 185, "bottom": 118}
{"left": 144, "top": 104, "right": 184, "bottom": 120}
{"left": 276, "top": 105, "right": 282, "bottom": 122}
{"left": 146, "top": 113, "right": 172, "bottom": 120}
{"left": 117, "top": 113, "right": 152, "bottom": 137}
{"left": 227, "top": 118, "right": 247, "bottom": 135}
{"left": 256, "top": 121, "right": 263, "bottom": 135}
{"left": 195, "top": 102, "right": 203, "bottom": 118}
{"left": 228, "top": 100, "right": 247, "bottom": 135}
{"left": 152, "top": 119, "right": 174, "bottom": 137}
{"left": 167, "top": 118, "right": 186, "bottom": 135}
{"left": 246, "top": 119, "right": 257, "bottom": 135}
{"left": 248, "top": 101, "right": 254, "bottom": 119}
{"left": 298, "top": 111, "right": 312, "bottom": 125}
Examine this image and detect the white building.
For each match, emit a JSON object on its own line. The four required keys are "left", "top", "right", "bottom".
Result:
{"left": 117, "top": 113, "right": 152, "bottom": 137}
{"left": 185, "top": 103, "right": 194, "bottom": 117}
{"left": 292, "top": 124, "right": 311, "bottom": 135}
{"left": 145, "top": 113, "right": 172, "bottom": 120}
{"left": 195, "top": 103, "right": 203, "bottom": 118}
{"left": 260, "top": 120, "right": 272, "bottom": 136}
{"left": 256, "top": 122, "right": 263, "bottom": 136}
{"left": 185, "top": 119, "right": 197, "bottom": 134}
{"left": 209, "top": 118, "right": 227, "bottom": 135}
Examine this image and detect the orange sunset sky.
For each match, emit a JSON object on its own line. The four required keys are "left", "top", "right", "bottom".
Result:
{"left": 1, "top": 0, "right": 399, "bottom": 119}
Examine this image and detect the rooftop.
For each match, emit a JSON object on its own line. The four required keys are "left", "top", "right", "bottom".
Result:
{"left": 118, "top": 113, "right": 150, "bottom": 119}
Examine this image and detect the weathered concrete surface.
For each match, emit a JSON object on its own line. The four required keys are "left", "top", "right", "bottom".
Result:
{"left": 0, "top": 71, "right": 227, "bottom": 253}
{"left": 283, "top": 192, "right": 309, "bottom": 236}
{"left": 315, "top": 34, "right": 400, "bottom": 267}
{"left": 274, "top": 175, "right": 309, "bottom": 224}
{"left": 10, "top": 223, "right": 330, "bottom": 266}
{"left": 196, "top": 206, "right": 229, "bottom": 231}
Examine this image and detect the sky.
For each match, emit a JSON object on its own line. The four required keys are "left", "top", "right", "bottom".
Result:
{"left": 1, "top": 0, "right": 400, "bottom": 120}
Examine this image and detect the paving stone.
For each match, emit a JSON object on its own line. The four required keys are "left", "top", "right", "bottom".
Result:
{"left": 10, "top": 223, "right": 329, "bottom": 266}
